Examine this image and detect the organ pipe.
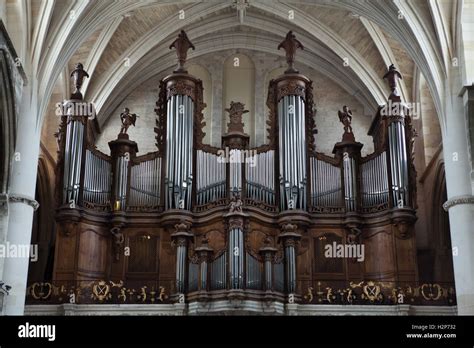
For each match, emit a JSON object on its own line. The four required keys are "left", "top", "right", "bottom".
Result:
{"left": 382, "top": 64, "right": 412, "bottom": 208}
{"left": 165, "top": 94, "right": 194, "bottom": 210}
{"left": 59, "top": 63, "right": 90, "bottom": 206}
{"left": 278, "top": 223, "right": 300, "bottom": 294}
{"left": 108, "top": 134, "right": 138, "bottom": 211}
{"left": 271, "top": 31, "right": 314, "bottom": 211}
{"left": 83, "top": 150, "right": 112, "bottom": 205}
{"left": 277, "top": 94, "right": 307, "bottom": 211}
{"left": 171, "top": 222, "right": 193, "bottom": 294}
{"left": 228, "top": 226, "right": 244, "bottom": 289}
{"left": 61, "top": 101, "right": 87, "bottom": 205}
{"left": 195, "top": 241, "right": 213, "bottom": 291}
{"left": 388, "top": 119, "right": 409, "bottom": 208}
{"left": 259, "top": 244, "right": 277, "bottom": 291}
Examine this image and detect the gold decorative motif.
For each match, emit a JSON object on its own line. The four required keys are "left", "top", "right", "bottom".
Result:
{"left": 304, "top": 287, "right": 313, "bottom": 302}
{"left": 29, "top": 282, "right": 52, "bottom": 300}
{"left": 91, "top": 280, "right": 111, "bottom": 302}
{"left": 362, "top": 281, "right": 382, "bottom": 302}
{"left": 158, "top": 286, "right": 167, "bottom": 302}
{"left": 303, "top": 280, "right": 455, "bottom": 306}
{"left": 421, "top": 283, "right": 442, "bottom": 301}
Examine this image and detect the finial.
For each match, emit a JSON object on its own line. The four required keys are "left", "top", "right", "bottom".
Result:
{"left": 70, "top": 63, "right": 89, "bottom": 99}
{"left": 383, "top": 64, "right": 403, "bottom": 100}
{"left": 169, "top": 30, "right": 195, "bottom": 73}
{"left": 277, "top": 31, "right": 304, "bottom": 74}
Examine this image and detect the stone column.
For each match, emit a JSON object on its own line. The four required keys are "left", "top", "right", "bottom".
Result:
{"left": 0, "top": 24, "right": 27, "bottom": 313}
{"left": 442, "top": 76, "right": 474, "bottom": 314}
{"left": 3, "top": 85, "right": 41, "bottom": 315}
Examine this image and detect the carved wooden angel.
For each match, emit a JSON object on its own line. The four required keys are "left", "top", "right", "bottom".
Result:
{"left": 120, "top": 107, "right": 138, "bottom": 134}
{"left": 278, "top": 31, "right": 304, "bottom": 73}
{"left": 229, "top": 192, "right": 243, "bottom": 213}
{"left": 70, "top": 63, "right": 89, "bottom": 97}
{"left": 338, "top": 105, "right": 353, "bottom": 134}
{"left": 169, "top": 30, "right": 195, "bottom": 73}
{"left": 383, "top": 64, "right": 403, "bottom": 96}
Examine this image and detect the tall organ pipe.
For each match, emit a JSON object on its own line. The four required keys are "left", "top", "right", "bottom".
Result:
{"left": 165, "top": 94, "right": 194, "bottom": 210}
{"left": 278, "top": 95, "right": 307, "bottom": 211}
{"left": 388, "top": 119, "right": 409, "bottom": 208}
{"left": 62, "top": 106, "right": 86, "bottom": 205}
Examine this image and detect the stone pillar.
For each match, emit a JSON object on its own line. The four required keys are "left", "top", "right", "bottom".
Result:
{"left": 3, "top": 85, "right": 41, "bottom": 314}
{"left": 442, "top": 77, "right": 474, "bottom": 314}
{"left": 0, "top": 22, "right": 27, "bottom": 298}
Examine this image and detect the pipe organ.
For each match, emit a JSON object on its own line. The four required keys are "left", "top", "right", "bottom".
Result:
{"left": 165, "top": 94, "right": 194, "bottom": 210}
{"left": 245, "top": 150, "right": 275, "bottom": 206}
{"left": 128, "top": 155, "right": 162, "bottom": 208}
{"left": 195, "top": 150, "right": 226, "bottom": 206}
{"left": 276, "top": 86, "right": 310, "bottom": 211}
{"left": 61, "top": 103, "right": 87, "bottom": 205}
{"left": 83, "top": 149, "right": 111, "bottom": 207}
{"left": 360, "top": 152, "right": 389, "bottom": 210}
{"left": 45, "top": 31, "right": 443, "bottom": 313}
{"left": 309, "top": 156, "right": 342, "bottom": 210}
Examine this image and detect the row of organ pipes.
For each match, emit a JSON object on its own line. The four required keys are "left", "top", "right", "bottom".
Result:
{"left": 57, "top": 31, "right": 415, "bottom": 296}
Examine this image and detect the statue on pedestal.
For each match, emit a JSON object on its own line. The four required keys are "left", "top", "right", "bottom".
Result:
{"left": 70, "top": 63, "right": 89, "bottom": 99}
{"left": 119, "top": 107, "right": 138, "bottom": 134}
{"left": 278, "top": 31, "right": 304, "bottom": 74}
{"left": 338, "top": 105, "right": 353, "bottom": 134}
{"left": 169, "top": 30, "right": 195, "bottom": 73}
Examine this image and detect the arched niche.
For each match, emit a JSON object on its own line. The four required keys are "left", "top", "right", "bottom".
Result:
{"left": 223, "top": 53, "right": 255, "bottom": 144}
{"left": 187, "top": 64, "right": 212, "bottom": 145}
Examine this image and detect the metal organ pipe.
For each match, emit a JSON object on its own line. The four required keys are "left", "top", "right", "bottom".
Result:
{"left": 388, "top": 119, "right": 409, "bottom": 208}
{"left": 63, "top": 116, "right": 85, "bottom": 205}
{"left": 165, "top": 95, "right": 194, "bottom": 210}
{"left": 278, "top": 95, "right": 307, "bottom": 211}
{"left": 310, "top": 158, "right": 342, "bottom": 208}
{"left": 83, "top": 150, "right": 112, "bottom": 205}
{"left": 245, "top": 151, "right": 275, "bottom": 206}
{"left": 360, "top": 152, "right": 389, "bottom": 208}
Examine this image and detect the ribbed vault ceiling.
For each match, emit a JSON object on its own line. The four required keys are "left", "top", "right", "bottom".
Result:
{"left": 14, "top": 0, "right": 448, "bottom": 131}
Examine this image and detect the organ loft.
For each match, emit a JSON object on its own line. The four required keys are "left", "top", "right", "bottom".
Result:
{"left": 20, "top": 29, "right": 456, "bottom": 315}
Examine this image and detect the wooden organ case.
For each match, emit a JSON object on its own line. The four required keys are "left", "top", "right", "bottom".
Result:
{"left": 38, "top": 31, "right": 455, "bottom": 310}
